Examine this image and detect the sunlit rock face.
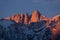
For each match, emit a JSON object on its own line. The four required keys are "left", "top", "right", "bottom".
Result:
{"left": 11, "top": 14, "right": 21, "bottom": 23}
{"left": 6, "top": 13, "right": 24, "bottom": 23}
{"left": 40, "top": 15, "right": 48, "bottom": 21}
{"left": 52, "top": 15, "right": 60, "bottom": 24}
{"left": 30, "top": 10, "right": 41, "bottom": 22}
{"left": 24, "top": 13, "right": 29, "bottom": 24}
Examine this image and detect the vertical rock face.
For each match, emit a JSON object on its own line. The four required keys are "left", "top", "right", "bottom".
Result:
{"left": 19, "top": 13, "right": 24, "bottom": 23}
{"left": 12, "top": 14, "right": 20, "bottom": 23}
{"left": 30, "top": 10, "right": 41, "bottom": 22}
{"left": 24, "top": 13, "right": 29, "bottom": 24}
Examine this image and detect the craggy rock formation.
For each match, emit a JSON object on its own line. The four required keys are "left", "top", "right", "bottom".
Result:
{"left": 0, "top": 10, "right": 60, "bottom": 40}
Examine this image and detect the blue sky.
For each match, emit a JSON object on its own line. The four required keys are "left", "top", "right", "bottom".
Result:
{"left": 0, "top": 0, "right": 60, "bottom": 18}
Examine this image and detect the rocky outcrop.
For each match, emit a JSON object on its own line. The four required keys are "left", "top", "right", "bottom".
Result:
{"left": 30, "top": 10, "right": 41, "bottom": 22}
{"left": 24, "top": 13, "right": 29, "bottom": 24}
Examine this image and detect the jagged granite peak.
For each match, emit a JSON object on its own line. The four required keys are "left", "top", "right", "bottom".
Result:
{"left": 6, "top": 13, "right": 25, "bottom": 23}
{"left": 5, "top": 10, "right": 41, "bottom": 24}
{"left": 5, "top": 11, "right": 60, "bottom": 25}
{"left": 24, "top": 13, "right": 29, "bottom": 24}
{"left": 30, "top": 10, "right": 41, "bottom": 22}
{"left": 12, "top": 14, "right": 21, "bottom": 23}
{"left": 19, "top": 13, "right": 24, "bottom": 23}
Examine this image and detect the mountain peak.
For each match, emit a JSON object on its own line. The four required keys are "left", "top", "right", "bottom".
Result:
{"left": 30, "top": 10, "right": 41, "bottom": 22}
{"left": 32, "top": 10, "right": 41, "bottom": 15}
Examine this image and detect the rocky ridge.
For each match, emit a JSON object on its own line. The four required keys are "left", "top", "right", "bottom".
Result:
{"left": 0, "top": 10, "right": 60, "bottom": 40}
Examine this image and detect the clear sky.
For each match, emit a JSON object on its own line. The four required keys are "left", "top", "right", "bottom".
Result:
{"left": 0, "top": 0, "right": 60, "bottom": 18}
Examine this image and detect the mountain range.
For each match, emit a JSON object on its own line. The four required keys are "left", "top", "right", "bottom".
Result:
{"left": 0, "top": 10, "right": 60, "bottom": 40}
